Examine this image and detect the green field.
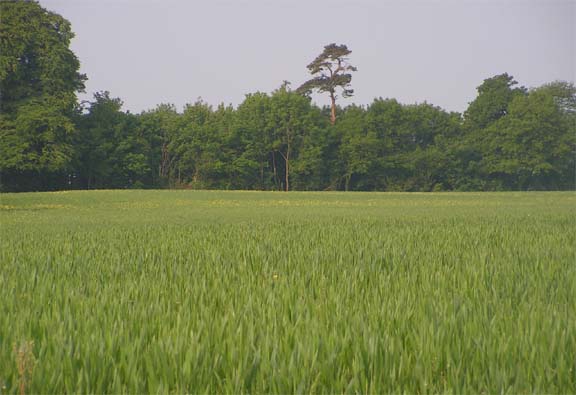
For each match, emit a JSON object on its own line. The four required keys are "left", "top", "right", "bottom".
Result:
{"left": 1, "top": 190, "right": 575, "bottom": 393}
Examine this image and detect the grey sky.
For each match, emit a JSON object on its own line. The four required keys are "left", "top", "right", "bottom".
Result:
{"left": 40, "top": 0, "right": 574, "bottom": 114}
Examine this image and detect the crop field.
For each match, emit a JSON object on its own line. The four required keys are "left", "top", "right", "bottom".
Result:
{"left": 0, "top": 190, "right": 575, "bottom": 393}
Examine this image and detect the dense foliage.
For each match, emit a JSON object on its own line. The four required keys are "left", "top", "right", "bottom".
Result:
{"left": 0, "top": 0, "right": 86, "bottom": 191}
{"left": 1, "top": 2, "right": 574, "bottom": 192}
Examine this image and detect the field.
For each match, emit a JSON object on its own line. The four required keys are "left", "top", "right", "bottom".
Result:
{"left": 0, "top": 190, "right": 575, "bottom": 393}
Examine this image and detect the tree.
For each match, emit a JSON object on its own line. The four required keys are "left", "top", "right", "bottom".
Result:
{"left": 232, "top": 92, "right": 274, "bottom": 189}
{"left": 479, "top": 86, "right": 575, "bottom": 190}
{"left": 364, "top": 98, "right": 404, "bottom": 190}
{"left": 535, "top": 80, "right": 576, "bottom": 114}
{"left": 75, "top": 92, "right": 123, "bottom": 188}
{"left": 75, "top": 92, "right": 151, "bottom": 189}
{"left": 289, "top": 104, "right": 330, "bottom": 191}
{"left": 0, "top": 94, "right": 77, "bottom": 190}
{"left": 269, "top": 84, "right": 314, "bottom": 191}
{"left": 138, "top": 103, "right": 181, "bottom": 187}
{"left": 297, "top": 43, "right": 357, "bottom": 125}
{"left": 463, "top": 73, "right": 526, "bottom": 131}
{"left": 0, "top": 0, "right": 86, "bottom": 191}
{"left": 335, "top": 105, "right": 378, "bottom": 191}
{"left": 170, "top": 100, "right": 232, "bottom": 189}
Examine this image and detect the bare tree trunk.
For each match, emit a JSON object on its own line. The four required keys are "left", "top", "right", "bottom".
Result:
{"left": 330, "top": 93, "right": 336, "bottom": 125}
{"left": 260, "top": 160, "right": 264, "bottom": 190}
{"left": 271, "top": 151, "right": 279, "bottom": 190}
{"left": 160, "top": 142, "right": 169, "bottom": 178}
{"left": 278, "top": 148, "right": 290, "bottom": 192}
{"left": 285, "top": 150, "right": 290, "bottom": 192}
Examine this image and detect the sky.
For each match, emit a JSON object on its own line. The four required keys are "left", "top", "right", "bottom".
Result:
{"left": 40, "top": 0, "right": 575, "bottom": 114}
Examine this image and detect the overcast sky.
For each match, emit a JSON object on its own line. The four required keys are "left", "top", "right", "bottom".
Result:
{"left": 40, "top": 0, "right": 574, "bottom": 114}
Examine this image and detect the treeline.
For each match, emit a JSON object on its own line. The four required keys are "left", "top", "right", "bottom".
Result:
{"left": 4, "top": 75, "right": 575, "bottom": 192}
{"left": 1, "top": 1, "right": 574, "bottom": 192}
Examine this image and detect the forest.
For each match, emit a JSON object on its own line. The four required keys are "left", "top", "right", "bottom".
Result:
{"left": 1, "top": 1, "right": 575, "bottom": 192}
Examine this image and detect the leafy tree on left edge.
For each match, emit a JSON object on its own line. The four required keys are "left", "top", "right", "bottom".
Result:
{"left": 0, "top": 0, "right": 86, "bottom": 191}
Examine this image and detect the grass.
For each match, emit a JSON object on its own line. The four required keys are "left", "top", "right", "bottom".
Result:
{"left": 0, "top": 190, "right": 575, "bottom": 393}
